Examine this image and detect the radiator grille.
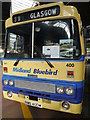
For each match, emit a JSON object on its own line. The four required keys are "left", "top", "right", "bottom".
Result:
{"left": 15, "top": 80, "right": 55, "bottom": 93}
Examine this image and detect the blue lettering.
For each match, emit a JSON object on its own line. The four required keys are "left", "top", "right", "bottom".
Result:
{"left": 13, "top": 68, "right": 17, "bottom": 71}
{"left": 13, "top": 67, "right": 58, "bottom": 76}
{"left": 33, "top": 69, "right": 58, "bottom": 76}
{"left": 28, "top": 68, "right": 31, "bottom": 73}
{"left": 13, "top": 67, "right": 31, "bottom": 73}
{"left": 33, "top": 69, "right": 37, "bottom": 74}
{"left": 53, "top": 70, "right": 58, "bottom": 75}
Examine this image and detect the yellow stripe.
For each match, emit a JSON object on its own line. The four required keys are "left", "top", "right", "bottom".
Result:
{"left": 21, "top": 103, "right": 33, "bottom": 120}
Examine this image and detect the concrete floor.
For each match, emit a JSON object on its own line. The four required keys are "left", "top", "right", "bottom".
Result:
{"left": 2, "top": 97, "right": 23, "bottom": 119}
{"left": 1, "top": 64, "right": 90, "bottom": 119}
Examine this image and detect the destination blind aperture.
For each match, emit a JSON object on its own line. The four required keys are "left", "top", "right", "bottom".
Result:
{"left": 12, "top": 5, "right": 60, "bottom": 23}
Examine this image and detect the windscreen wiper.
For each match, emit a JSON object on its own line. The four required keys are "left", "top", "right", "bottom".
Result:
{"left": 14, "top": 59, "right": 20, "bottom": 66}
{"left": 14, "top": 46, "right": 54, "bottom": 68}
{"left": 35, "top": 45, "right": 54, "bottom": 68}
{"left": 43, "top": 55, "right": 54, "bottom": 68}
{"left": 13, "top": 51, "right": 24, "bottom": 66}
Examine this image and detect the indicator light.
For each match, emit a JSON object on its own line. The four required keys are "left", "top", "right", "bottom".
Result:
{"left": 67, "top": 71, "right": 74, "bottom": 78}
{"left": 4, "top": 67, "right": 8, "bottom": 73}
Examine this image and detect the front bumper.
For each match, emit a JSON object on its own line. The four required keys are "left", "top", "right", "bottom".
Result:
{"left": 3, "top": 91, "right": 82, "bottom": 114}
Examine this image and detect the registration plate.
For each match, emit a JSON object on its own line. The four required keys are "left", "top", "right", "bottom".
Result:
{"left": 25, "top": 100, "right": 42, "bottom": 108}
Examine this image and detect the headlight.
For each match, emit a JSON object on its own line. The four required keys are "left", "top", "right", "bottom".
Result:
{"left": 62, "top": 101, "right": 70, "bottom": 110}
{"left": 9, "top": 80, "right": 14, "bottom": 86}
{"left": 65, "top": 86, "right": 74, "bottom": 95}
{"left": 4, "top": 79, "right": 8, "bottom": 85}
{"left": 7, "top": 91, "right": 12, "bottom": 97}
{"left": 57, "top": 86, "right": 64, "bottom": 94}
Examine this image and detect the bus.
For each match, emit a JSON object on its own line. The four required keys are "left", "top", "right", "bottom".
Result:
{"left": 2, "top": 2, "right": 85, "bottom": 114}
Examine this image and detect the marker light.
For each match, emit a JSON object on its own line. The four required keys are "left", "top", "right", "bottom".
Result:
{"left": 4, "top": 67, "right": 8, "bottom": 73}
{"left": 65, "top": 86, "right": 74, "bottom": 95}
{"left": 57, "top": 86, "right": 64, "bottom": 94}
{"left": 67, "top": 71, "right": 74, "bottom": 78}
{"left": 62, "top": 101, "right": 70, "bottom": 110}
{"left": 9, "top": 80, "right": 14, "bottom": 86}
{"left": 4, "top": 79, "right": 8, "bottom": 85}
{"left": 7, "top": 91, "right": 12, "bottom": 98}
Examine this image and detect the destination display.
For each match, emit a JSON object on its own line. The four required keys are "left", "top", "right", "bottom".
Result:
{"left": 12, "top": 5, "right": 60, "bottom": 23}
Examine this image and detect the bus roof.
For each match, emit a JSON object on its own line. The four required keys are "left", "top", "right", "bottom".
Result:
{"left": 6, "top": 2, "right": 81, "bottom": 29}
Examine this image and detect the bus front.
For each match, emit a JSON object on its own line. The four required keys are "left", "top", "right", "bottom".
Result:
{"left": 2, "top": 2, "right": 85, "bottom": 114}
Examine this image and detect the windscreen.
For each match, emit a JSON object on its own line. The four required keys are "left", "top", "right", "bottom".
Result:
{"left": 5, "top": 18, "right": 81, "bottom": 59}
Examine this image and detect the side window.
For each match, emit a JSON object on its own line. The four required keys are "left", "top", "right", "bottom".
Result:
{"left": 71, "top": 19, "right": 81, "bottom": 58}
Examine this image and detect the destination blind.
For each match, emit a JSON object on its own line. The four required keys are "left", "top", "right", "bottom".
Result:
{"left": 12, "top": 5, "right": 60, "bottom": 23}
